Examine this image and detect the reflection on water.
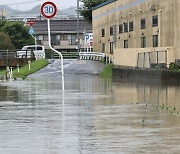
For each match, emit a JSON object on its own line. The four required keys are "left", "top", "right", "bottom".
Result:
{"left": 112, "top": 79, "right": 180, "bottom": 112}
{"left": 0, "top": 75, "right": 180, "bottom": 153}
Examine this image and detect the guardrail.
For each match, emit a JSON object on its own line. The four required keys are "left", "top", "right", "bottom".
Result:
{"left": 0, "top": 50, "right": 35, "bottom": 67}
{"left": 79, "top": 52, "right": 105, "bottom": 61}
{"left": 0, "top": 50, "right": 16, "bottom": 58}
{"left": 0, "top": 50, "right": 34, "bottom": 59}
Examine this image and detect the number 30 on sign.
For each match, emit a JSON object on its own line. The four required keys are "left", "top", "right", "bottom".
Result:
{"left": 41, "top": 1, "right": 57, "bottom": 19}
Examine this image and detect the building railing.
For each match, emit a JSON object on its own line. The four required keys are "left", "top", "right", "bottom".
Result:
{"left": 79, "top": 52, "right": 105, "bottom": 61}
{"left": 59, "top": 39, "right": 77, "bottom": 46}
{"left": 0, "top": 50, "right": 16, "bottom": 58}
{"left": 137, "top": 50, "right": 167, "bottom": 69}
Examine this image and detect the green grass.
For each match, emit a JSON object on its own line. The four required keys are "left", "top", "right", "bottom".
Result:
{"left": 100, "top": 64, "right": 114, "bottom": 78}
{"left": 0, "top": 59, "right": 48, "bottom": 79}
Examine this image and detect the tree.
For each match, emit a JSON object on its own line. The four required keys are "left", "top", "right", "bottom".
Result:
{"left": 0, "top": 21, "right": 34, "bottom": 49}
{"left": 79, "top": 0, "right": 108, "bottom": 22}
{"left": 0, "top": 31, "right": 15, "bottom": 50}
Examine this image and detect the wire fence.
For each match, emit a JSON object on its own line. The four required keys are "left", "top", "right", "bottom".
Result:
{"left": 137, "top": 50, "right": 167, "bottom": 69}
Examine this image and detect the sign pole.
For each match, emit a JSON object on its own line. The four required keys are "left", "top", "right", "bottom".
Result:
{"left": 47, "top": 19, "right": 64, "bottom": 91}
{"left": 41, "top": 1, "right": 64, "bottom": 91}
{"left": 31, "top": 34, "right": 37, "bottom": 50}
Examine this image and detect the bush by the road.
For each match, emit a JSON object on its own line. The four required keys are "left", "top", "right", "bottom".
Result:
{"left": 0, "top": 31, "right": 15, "bottom": 50}
{"left": 169, "top": 62, "right": 180, "bottom": 71}
{"left": 0, "top": 20, "right": 34, "bottom": 49}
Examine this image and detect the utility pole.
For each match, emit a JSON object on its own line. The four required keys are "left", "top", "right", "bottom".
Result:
{"left": 77, "top": 0, "right": 80, "bottom": 53}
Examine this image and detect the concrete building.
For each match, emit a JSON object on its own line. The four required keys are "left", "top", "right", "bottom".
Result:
{"left": 92, "top": 0, "right": 180, "bottom": 68}
{"left": 0, "top": 10, "right": 7, "bottom": 20}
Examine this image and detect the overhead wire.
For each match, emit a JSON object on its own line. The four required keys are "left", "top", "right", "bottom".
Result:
{"left": 1, "top": 0, "right": 42, "bottom": 6}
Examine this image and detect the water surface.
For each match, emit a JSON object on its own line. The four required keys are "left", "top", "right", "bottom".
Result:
{"left": 0, "top": 75, "right": 180, "bottom": 154}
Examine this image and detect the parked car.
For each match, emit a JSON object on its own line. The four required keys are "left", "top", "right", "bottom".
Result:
{"left": 16, "top": 45, "right": 45, "bottom": 60}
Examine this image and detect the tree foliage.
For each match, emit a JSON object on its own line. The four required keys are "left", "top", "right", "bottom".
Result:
{"left": 0, "top": 21, "right": 34, "bottom": 49}
{"left": 0, "top": 31, "right": 15, "bottom": 50}
{"left": 79, "top": 0, "right": 108, "bottom": 22}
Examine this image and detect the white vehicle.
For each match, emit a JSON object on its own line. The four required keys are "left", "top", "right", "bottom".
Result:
{"left": 16, "top": 45, "right": 45, "bottom": 59}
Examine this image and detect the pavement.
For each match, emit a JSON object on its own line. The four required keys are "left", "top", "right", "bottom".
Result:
{"left": 28, "top": 59, "right": 106, "bottom": 78}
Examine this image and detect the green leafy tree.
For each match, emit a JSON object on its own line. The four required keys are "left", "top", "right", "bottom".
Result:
{"left": 79, "top": 0, "right": 108, "bottom": 22}
{"left": 0, "top": 31, "right": 15, "bottom": 50}
{"left": 0, "top": 21, "right": 34, "bottom": 49}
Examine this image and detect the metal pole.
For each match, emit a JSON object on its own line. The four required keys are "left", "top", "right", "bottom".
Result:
{"left": 77, "top": 0, "right": 80, "bottom": 54}
{"left": 6, "top": 49, "right": 8, "bottom": 80}
{"left": 48, "top": 19, "right": 64, "bottom": 91}
{"left": 31, "top": 34, "right": 37, "bottom": 50}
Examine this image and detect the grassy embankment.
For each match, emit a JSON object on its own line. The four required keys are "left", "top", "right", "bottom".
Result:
{"left": 100, "top": 64, "right": 114, "bottom": 78}
{"left": 0, "top": 59, "right": 48, "bottom": 79}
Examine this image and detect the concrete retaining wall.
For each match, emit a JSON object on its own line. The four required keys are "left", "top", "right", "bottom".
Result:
{"left": 112, "top": 67, "right": 180, "bottom": 81}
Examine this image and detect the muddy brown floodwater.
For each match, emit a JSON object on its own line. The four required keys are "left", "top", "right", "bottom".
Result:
{"left": 0, "top": 74, "right": 180, "bottom": 154}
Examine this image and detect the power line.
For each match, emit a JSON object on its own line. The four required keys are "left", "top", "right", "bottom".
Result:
{"left": 1, "top": 0, "right": 42, "bottom": 6}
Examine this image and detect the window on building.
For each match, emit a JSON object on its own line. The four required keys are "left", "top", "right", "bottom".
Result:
{"left": 124, "top": 22, "right": 128, "bottom": 33}
{"left": 141, "top": 18, "right": 146, "bottom": 29}
{"left": 102, "top": 29, "right": 105, "bottom": 37}
{"left": 129, "top": 21, "right": 133, "bottom": 32}
{"left": 68, "top": 34, "right": 76, "bottom": 45}
{"left": 152, "top": 15, "right": 158, "bottom": 27}
{"left": 102, "top": 43, "right": 105, "bottom": 53}
{"left": 124, "top": 40, "right": 128, "bottom": 48}
{"left": 110, "top": 42, "right": 113, "bottom": 53}
{"left": 141, "top": 37, "right": 146, "bottom": 48}
{"left": 51, "top": 35, "right": 58, "bottom": 45}
{"left": 119, "top": 24, "right": 123, "bottom": 34}
{"left": 110, "top": 27, "right": 113, "bottom": 35}
{"left": 38, "top": 35, "right": 44, "bottom": 41}
{"left": 153, "top": 35, "right": 158, "bottom": 47}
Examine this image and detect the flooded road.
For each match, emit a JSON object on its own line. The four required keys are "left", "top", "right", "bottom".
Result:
{"left": 0, "top": 60, "right": 180, "bottom": 154}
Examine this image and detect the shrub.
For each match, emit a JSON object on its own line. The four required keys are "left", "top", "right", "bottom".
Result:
{"left": 169, "top": 62, "right": 180, "bottom": 70}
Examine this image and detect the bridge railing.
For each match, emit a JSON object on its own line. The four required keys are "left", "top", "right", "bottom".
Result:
{"left": 79, "top": 52, "right": 105, "bottom": 61}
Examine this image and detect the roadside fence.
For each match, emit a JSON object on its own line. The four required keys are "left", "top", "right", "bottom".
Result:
{"left": 137, "top": 50, "right": 167, "bottom": 69}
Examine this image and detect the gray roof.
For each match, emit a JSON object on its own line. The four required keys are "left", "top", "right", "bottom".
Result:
{"left": 33, "top": 19, "right": 92, "bottom": 32}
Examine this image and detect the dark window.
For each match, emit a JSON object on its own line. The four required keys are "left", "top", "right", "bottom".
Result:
{"left": 124, "top": 23, "right": 128, "bottom": 33}
{"left": 152, "top": 15, "right": 158, "bottom": 27}
{"left": 102, "top": 43, "right": 105, "bottom": 53}
{"left": 27, "top": 46, "right": 42, "bottom": 50}
{"left": 51, "top": 35, "right": 58, "bottom": 45}
{"left": 153, "top": 35, "right": 158, "bottom": 47}
{"left": 119, "top": 24, "right": 123, "bottom": 34}
{"left": 141, "top": 18, "right": 146, "bottom": 29}
{"left": 129, "top": 21, "right": 133, "bottom": 32}
{"left": 110, "top": 42, "right": 113, "bottom": 53}
{"left": 110, "top": 27, "right": 113, "bottom": 35}
{"left": 141, "top": 37, "right": 146, "bottom": 48}
{"left": 102, "top": 29, "right": 105, "bottom": 37}
{"left": 124, "top": 40, "right": 128, "bottom": 48}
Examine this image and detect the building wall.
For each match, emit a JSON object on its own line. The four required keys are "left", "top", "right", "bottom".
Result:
{"left": 33, "top": 20, "right": 92, "bottom": 52}
{"left": 92, "top": 0, "right": 179, "bottom": 67}
{"left": 36, "top": 33, "right": 89, "bottom": 51}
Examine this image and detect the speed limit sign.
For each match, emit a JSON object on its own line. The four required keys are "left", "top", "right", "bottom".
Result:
{"left": 41, "top": 1, "right": 57, "bottom": 19}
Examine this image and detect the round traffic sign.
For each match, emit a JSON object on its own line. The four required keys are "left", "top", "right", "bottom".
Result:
{"left": 28, "top": 20, "right": 35, "bottom": 26}
{"left": 41, "top": 1, "right": 57, "bottom": 19}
